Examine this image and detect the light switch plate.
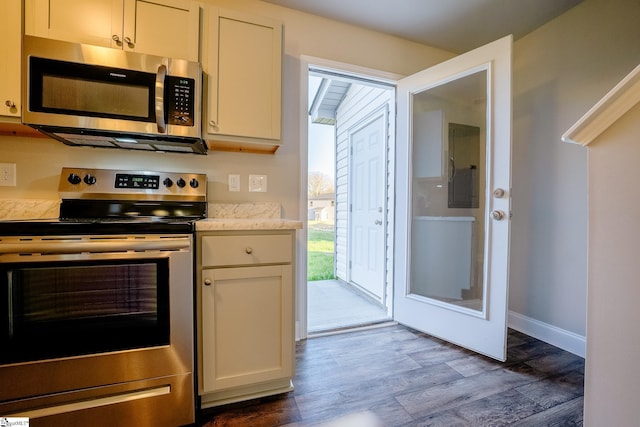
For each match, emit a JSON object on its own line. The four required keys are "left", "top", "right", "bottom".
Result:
{"left": 228, "top": 174, "right": 240, "bottom": 192}
{"left": 248, "top": 174, "right": 267, "bottom": 192}
{"left": 0, "top": 163, "right": 16, "bottom": 186}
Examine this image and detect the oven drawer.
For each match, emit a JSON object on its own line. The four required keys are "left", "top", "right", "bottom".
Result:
{"left": 201, "top": 234, "right": 292, "bottom": 267}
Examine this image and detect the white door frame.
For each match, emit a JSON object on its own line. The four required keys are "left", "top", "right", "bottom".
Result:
{"left": 297, "top": 56, "right": 400, "bottom": 340}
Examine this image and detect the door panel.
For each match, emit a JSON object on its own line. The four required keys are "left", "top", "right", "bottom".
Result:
{"left": 394, "top": 35, "right": 512, "bottom": 361}
{"left": 349, "top": 108, "right": 387, "bottom": 303}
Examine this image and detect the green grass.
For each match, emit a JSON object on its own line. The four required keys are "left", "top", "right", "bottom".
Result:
{"left": 307, "top": 223, "right": 336, "bottom": 281}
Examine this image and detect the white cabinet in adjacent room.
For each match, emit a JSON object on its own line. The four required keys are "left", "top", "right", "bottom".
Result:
{"left": 202, "top": 8, "right": 283, "bottom": 153}
{"left": 25, "top": 0, "right": 200, "bottom": 61}
{"left": 198, "top": 231, "right": 295, "bottom": 407}
{"left": 413, "top": 110, "right": 445, "bottom": 179}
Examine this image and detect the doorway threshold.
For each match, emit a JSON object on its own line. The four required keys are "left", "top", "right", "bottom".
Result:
{"left": 308, "top": 320, "right": 397, "bottom": 338}
{"left": 307, "top": 279, "right": 391, "bottom": 335}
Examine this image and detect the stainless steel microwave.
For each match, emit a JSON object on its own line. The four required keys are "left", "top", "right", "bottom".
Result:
{"left": 22, "top": 36, "right": 206, "bottom": 154}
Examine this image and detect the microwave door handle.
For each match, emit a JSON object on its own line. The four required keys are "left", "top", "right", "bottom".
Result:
{"left": 155, "top": 64, "right": 167, "bottom": 133}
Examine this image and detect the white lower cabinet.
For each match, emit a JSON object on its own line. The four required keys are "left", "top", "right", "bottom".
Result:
{"left": 198, "top": 231, "right": 295, "bottom": 407}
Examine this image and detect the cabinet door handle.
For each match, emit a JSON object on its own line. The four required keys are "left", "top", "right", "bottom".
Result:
{"left": 245, "top": 247, "right": 253, "bottom": 254}
{"left": 123, "top": 36, "right": 134, "bottom": 48}
{"left": 5, "top": 100, "right": 16, "bottom": 108}
{"left": 204, "top": 279, "right": 212, "bottom": 286}
{"left": 112, "top": 34, "right": 122, "bottom": 46}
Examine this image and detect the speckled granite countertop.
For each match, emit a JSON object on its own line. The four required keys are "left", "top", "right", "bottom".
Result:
{"left": 0, "top": 200, "right": 302, "bottom": 230}
{"left": 0, "top": 199, "right": 60, "bottom": 220}
{"left": 198, "top": 202, "right": 302, "bottom": 230}
{"left": 195, "top": 218, "right": 302, "bottom": 231}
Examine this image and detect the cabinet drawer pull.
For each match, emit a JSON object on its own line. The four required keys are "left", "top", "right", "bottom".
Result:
{"left": 204, "top": 279, "right": 212, "bottom": 286}
{"left": 245, "top": 247, "right": 253, "bottom": 254}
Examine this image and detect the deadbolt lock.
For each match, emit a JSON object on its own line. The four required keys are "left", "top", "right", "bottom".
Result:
{"left": 491, "top": 210, "right": 506, "bottom": 221}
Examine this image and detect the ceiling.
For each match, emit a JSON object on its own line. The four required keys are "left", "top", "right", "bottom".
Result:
{"left": 261, "top": 0, "right": 582, "bottom": 53}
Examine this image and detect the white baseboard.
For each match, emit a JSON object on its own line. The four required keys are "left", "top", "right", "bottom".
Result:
{"left": 508, "top": 311, "right": 586, "bottom": 358}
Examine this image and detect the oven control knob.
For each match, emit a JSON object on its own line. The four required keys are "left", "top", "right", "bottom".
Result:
{"left": 176, "top": 178, "right": 186, "bottom": 188}
{"left": 163, "top": 178, "right": 174, "bottom": 188}
{"left": 190, "top": 178, "right": 199, "bottom": 189}
{"left": 67, "top": 173, "right": 82, "bottom": 185}
{"left": 83, "top": 174, "right": 97, "bottom": 185}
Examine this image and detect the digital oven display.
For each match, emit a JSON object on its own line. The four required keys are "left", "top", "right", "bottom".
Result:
{"left": 115, "top": 174, "right": 160, "bottom": 189}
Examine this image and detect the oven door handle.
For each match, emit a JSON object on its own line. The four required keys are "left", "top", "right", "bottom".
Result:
{"left": 0, "top": 237, "right": 190, "bottom": 255}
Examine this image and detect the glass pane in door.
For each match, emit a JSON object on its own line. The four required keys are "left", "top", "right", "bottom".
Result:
{"left": 409, "top": 69, "right": 487, "bottom": 313}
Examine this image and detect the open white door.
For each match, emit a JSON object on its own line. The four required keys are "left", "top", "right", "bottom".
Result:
{"left": 394, "top": 35, "right": 512, "bottom": 361}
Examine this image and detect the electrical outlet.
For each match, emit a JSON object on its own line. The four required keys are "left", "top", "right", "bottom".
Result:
{"left": 228, "top": 174, "right": 240, "bottom": 192}
{"left": 0, "top": 163, "right": 16, "bottom": 186}
{"left": 248, "top": 175, "right": 267, "bottom": 192}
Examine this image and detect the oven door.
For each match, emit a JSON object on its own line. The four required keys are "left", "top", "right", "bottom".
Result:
{"left": 0, "top": 235, "right": 194, "bottom": 426}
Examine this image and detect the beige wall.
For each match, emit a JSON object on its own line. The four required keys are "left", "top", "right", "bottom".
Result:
{"left": 585, "top": 101, "right": 640, "bottom": 426}
{"left": 0, "top": 0, "right": 452, "bottom": 221}
{"left": 510, "top": 0, "right": 640, "bottom": 338}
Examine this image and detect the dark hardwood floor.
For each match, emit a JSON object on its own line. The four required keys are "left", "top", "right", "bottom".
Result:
{"left": 197, "top": 324, "right": 584, "bottom": 426}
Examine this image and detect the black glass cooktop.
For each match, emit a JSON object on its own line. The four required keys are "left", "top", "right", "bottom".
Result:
{"left": 0, "top": 200, "right": 207, "bottom": 236}
{"left": 0, "top": 218, "right": 198, "bottom": 236}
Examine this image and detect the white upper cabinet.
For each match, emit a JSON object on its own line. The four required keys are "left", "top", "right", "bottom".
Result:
{"left": 0, "top": 0, "right": 22, "bottom": 120}
{"left": 25, "top": 0, "right": 200, "bottom": 61}
{"left": 202, "top": 7, "right": 282, "bottom": 153}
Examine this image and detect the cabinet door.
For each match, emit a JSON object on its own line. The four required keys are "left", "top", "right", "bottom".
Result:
{"left": 25, "top": 0, "right": 123, "bottom": 48}
{"left": 0, "top": 0, "right": 21, "bottom": 119}
{"left": 25, "top": 0, "right": 199, "bottom": 61}
{"left": 124, "top": 0, "right": 200, "bottom": 61}
{"left": 201, "top": 265, "right": 293, "bottom": 393}
{"left": 204, "top": 8, "right": 282, "bottom": 144}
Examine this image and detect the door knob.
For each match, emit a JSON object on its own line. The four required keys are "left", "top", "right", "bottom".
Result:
{"left": 204, "top": 279, "right": 212, "bottom": 286}
{"left": 491, "top": 210, "right": 505, "bottom": 221}
{"left": 374, "top": 219, "right": 383, "bottom": 225}
{"left": 493, "top": 188, "right": 506, "bottom": 198}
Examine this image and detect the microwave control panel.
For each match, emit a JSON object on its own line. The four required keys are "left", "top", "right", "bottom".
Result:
{"left": 166, "top": 76, "right": 195, "bottom": 127}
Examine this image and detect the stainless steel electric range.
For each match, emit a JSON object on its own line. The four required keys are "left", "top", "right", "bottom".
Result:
{"left": 0, "top": 167, "right": 207, "bottom": 427}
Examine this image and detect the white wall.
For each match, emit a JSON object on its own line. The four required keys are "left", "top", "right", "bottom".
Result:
{"left": 509, "top": 0, "right": 640, "bottom": 342}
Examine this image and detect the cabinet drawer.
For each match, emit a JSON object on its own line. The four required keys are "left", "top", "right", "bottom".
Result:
{"left": 202, "top": 234, "right": 292, "bottom": 267}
